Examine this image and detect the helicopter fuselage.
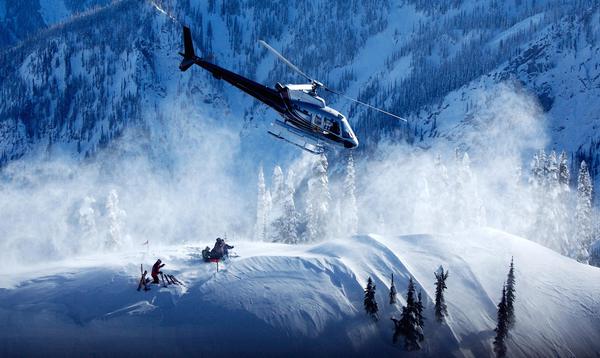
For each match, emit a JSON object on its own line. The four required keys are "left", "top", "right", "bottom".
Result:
{"left": 179, "top": 49, "right": 358, "bottom": 151}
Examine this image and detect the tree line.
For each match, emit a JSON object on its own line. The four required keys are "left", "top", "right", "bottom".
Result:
{"left": 363, "top": 260, "right": 515, "bottom": 356}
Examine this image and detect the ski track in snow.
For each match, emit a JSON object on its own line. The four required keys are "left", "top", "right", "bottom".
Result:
{"left": 0, "top": 229, "right": 599, "bottom": 357}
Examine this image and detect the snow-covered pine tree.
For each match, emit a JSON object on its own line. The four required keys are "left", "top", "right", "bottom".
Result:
{"left": 574, "top": 160, "right": 594, "bottom": 262}
{"left": 434, "top": 265, "right": 449, "bottom": 322}
{"left": 254, "top": 166, "right": 269, "bottom": 242}
{"left": 270, "top": 165, "right": 286, "bottom": 242}
{"left": 558, "top": 152, "right": 571, "bottom": 247}
{"left": 363, "top": 277, "right": 379, "bottom": 321}
{"left": 529, "top": 149, "right": 570, "bottom": 253}
{"left": 548, "top": 151, "right": 570, "bottom": 255}
{"left": 505, "top": 257, "right": 516, "bottom": 329}
{"left": 540, "top": 149, "right": 549, "bottom": 186}
{"left": 397, "top": 277, "right": 424, "bottom": 351}
{"left": 547, "top": 151, "right": 559, "bottom": 187}
{"left": 343, "top": 153, "right": 358, "bottom": 236}
{"left": 389, "top": 273, "right": 397, "bottom": 304}
{"left": 530, "top": 149, "right": 546, "bottom": 186}
{"left": 416, "top": 290, "right": 425, "bottom": 330}
{"left": 305, "top": 154, "right": 331, "bottom": 242}
{"left": 279, "top": 169, "right": 299, "bottom": 244}
{"left": 493, "top": 284, "right": 509, "bottom": 357}
{"left": 78, "top": 195, "right": 97, "bottom": 250}
{"left": 529, "top": 152, "right": 539, "bottom": 186}
{"left": 558, "top": 151, "right": 570, "bottom": 188}
{"left": 105, "top": 189, "right": 126, "bottom": 250}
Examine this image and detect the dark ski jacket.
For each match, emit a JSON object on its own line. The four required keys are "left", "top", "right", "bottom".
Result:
{"left": 210, "top": 239, "right": 234, "bottom": 259}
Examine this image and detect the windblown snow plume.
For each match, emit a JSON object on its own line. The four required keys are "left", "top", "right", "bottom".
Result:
{"left": 357, "top": 83, "right": 594, "bottom": 257}
{"left": 0, "top": 108, "right": 247, "bottom": 267}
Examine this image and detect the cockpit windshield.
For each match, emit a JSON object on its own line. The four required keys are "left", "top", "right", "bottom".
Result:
{"left": 340, "top": 117, "right": 353, "bottom": 139}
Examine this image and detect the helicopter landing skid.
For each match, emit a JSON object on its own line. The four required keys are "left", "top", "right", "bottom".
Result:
{"left": 268, "top": 120, "right": 325, "bottom": 155}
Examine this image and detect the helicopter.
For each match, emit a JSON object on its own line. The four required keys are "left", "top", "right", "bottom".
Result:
{"left": 178, "top": 26, "right": 405, "bottom": 154}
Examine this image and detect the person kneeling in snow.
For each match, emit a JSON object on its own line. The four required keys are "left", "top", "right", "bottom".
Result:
{"left": 209, "top": 238, "right": 234, "bottom": 260}
{"left": 202, "top": 246, "right": 212, "bottom": 262}
{"left": 151, "top": 259, "right": 165, "bottom": 284}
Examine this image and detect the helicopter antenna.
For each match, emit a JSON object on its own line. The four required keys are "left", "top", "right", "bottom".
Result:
{"left": 259, "top": 40, "right": 407, "bottom": 122}
{"left": 259, "top": 40, "right": 313, "bottom": 82}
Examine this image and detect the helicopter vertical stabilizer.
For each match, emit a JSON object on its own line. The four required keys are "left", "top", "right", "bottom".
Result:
{"left": 179, "top": 26, "right": 197, "bottom": 72}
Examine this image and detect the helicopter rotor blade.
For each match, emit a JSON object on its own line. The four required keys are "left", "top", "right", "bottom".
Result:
{"left": 258, "top": 40, "right": 406, "bottom": 122}
{"left": 259, "top": 40, "right": 313, "bottom": 82}
{"left": 323, "top": 87, "right": 408, "bottom": 122}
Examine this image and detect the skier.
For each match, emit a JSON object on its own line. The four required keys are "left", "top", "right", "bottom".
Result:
{"left": 209, "top": 238, "right": 234, "bottom": 259}
{"left": 202, "top": 246, "right": 212, "bottom": 262}
{"left": 210, "top": 238, "right": 224, "bottom": 259}
{"left": 151, "top": 259, "right": 165, "bottom": 284}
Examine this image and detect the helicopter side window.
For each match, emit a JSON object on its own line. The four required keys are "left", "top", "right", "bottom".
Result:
{"left": 313, "top": 115, "right": 323, "bottom": 127}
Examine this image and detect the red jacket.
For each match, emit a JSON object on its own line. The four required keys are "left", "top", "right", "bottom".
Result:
{"left": 152, "top": 261, "right": 164, "bottom": 276}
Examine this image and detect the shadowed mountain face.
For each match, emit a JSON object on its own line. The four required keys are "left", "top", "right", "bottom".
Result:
{"left": 0, "top": 0, "right": 598, "bottom": 188}
{"left": 0, "top": 0, "right": 45, "bottom": 48}
{"left": 0, "top": 0, "right": 113, "bottom": 48}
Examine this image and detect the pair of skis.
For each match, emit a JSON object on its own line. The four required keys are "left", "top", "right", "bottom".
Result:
{"left": 159, "top": 272, "right": 184, "bottom": 287}
{"left": 137, "top": 264, "right": 151, "bottom": 291}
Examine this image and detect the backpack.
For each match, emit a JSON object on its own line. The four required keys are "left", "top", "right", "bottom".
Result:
{"left": 202, "top": 246, "right": 211, "bottom": 262}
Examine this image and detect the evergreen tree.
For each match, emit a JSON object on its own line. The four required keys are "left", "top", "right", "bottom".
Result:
{"left": 363, "top": 277, "right": 379, "bottom": 320}
{"left": 530, "top": 149, "right": 546, "bottom": 186}
{"left": 493, "top": 285, "right": 509, "bottom": 357}
{"left": 105, "top": 189, "right": 126, "bottom": 250}
{"left": 434, "top": 266, "right": 449, "bottom": 322}
{"left": 255, "top": 166, "right": 269, "bottom": 241}
{"left": 343, "top": 153, "right": 358, "bottom": 236}
{"left": 548, "top": 150, "right": 570, "bottom": 255}
{"left": 505, "top": 257, "right": 516, "bottom": 329}
{"left": 78, "top": 195, "right": 97, "bottom": 251}
{"left": 389, "top": 273, "right": 397, "bottom": 304}
{"left": 279, "top": 169, "right": 299, "bottom": 244}
{"left": 529, "top": 152, "right": 540, "bottom": 185}
{"left": 558, "top": 151, "right": 570, "bottom": 187}
{"left": 305, "top": 154, "right": 331, "bottom": 242}
{"left": 547, "top": 151, "right": 559, "bottom": 187}
{"left": 270, "top": 165, "right": 286, "bottom": 242}
{"left": 529, "top": 149, "right": 570, "bottom": 253}
{"left": 416, "top": 290, "right": 425, "bottom": 329}
{"left": 396, "top": 277, "right": 424, "bottom": 351}
{"left": 575, "top": 161, "right": 594, "bottom": 262}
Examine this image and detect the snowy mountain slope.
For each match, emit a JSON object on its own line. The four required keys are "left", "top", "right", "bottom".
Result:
{"left": 404, "top": 6, "right": 600, "bottom": 194}
{"left": 1, "top": 0, "right": 598, "bottom": 173}
{"left": 0, "top": 0, "right": 113, "bottom": 48}
{"left": 1, "top": 229, "right": 599, "bottom": 357}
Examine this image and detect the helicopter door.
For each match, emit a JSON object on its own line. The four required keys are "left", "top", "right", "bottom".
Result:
{"left": 312, "top": 114, "right": 324, "bottom": 128}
